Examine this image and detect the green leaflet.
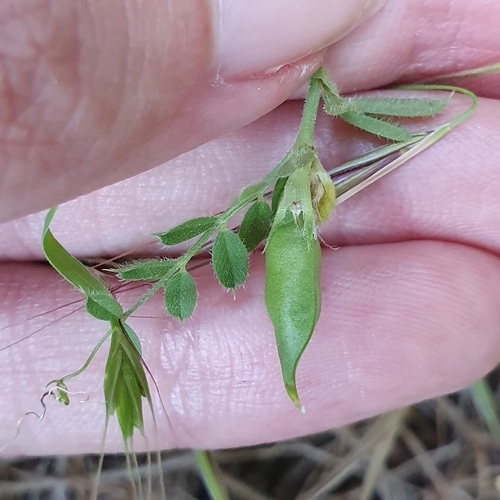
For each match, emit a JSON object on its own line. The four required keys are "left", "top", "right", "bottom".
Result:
{"left": 212, "top": 230, "right": 249, "bottom": 289}
{"left": 349, "top": 96, "right": 448, "bottom": 117}
{"left": 42, "top": 208, "right": 123, "bottom": 320}
{"left": 114, "top": 258, "right": 176, "bottom": 281}
{"left": 340, "top": 111, "right": 413, "bottom": 142}
{"left": 85, "top": 295, "right": 123, "bottom": 322}
{"left": 320, "top": 81, "right": 445, "bottom": 142}
{"left": 265, "top": 213, "right": 321, "bottom": 409}
{"left": 321, "top": 80, "right": 449, "bottom": 119}
{"left": 156, "top": 216, "right": 218, "bottom": 246}
{"left": 164, "top": 271, "right": 197, "bottom": 321}
{"left": 238, "top": 201, "right": 272, "bottom": 252}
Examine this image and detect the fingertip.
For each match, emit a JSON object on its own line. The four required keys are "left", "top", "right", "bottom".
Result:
{"left": 215, "top": 0, "right": 387, "bottom": 78}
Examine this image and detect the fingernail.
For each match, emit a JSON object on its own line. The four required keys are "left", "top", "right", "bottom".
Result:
{"left": 215, "top": 0, "right": 387, "bottom": 78}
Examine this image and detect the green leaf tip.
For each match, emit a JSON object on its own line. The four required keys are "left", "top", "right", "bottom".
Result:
{"left": 285, "top": 382, "right": 303, "bottom": 410}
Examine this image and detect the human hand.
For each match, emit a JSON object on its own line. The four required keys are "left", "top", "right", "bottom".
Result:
{"left": 0, "top": 0, "right": 384, "bottom": 222}
{"left": 1, "top": 0, "right": 500, "bottom": 456}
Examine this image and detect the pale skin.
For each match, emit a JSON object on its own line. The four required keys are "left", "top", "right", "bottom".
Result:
{"left": 1, "top": 0, "right": 500, "bottom": 456}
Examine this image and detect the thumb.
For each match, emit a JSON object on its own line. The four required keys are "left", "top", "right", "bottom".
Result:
{"left": 217, "top": 0, "right": 386, "bottom": 77}
{"left": 0, "top": 0, "right": 386, "bottom": 221}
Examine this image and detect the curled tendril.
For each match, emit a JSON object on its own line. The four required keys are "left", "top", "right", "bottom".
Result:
{"left": 46, "top": 385, "right": 90, "bottom": 404}
{"left": 0, "top": 387, "right": 90, "bottom": 453}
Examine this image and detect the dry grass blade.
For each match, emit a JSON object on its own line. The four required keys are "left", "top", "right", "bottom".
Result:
{"left": 297, "top": 410, "right": 406, "bottom": 500}
{"left": 359, "top": 409, "right": 406, "bottom": 500}
{"left": 399, "top": 425, "right": 451, "bottom": 497}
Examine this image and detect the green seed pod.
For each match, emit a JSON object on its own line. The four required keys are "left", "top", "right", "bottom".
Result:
{"left": 264, "top": 213, "right": 321, "bottom": 409}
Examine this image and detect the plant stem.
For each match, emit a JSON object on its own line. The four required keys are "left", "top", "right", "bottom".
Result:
{"left": 470, "top": 378, "right": 500, "bottom": 442}
{"left": 47, "top": 329, "right": 112, "bottom": 385}
{"left": 194, "top": 450, "right": 229, "bottom": 500}
{"left": 294, "top": 73, "right": 323, "bottom": 147}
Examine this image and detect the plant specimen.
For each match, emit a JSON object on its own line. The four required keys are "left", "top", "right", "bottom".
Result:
{"left": 2, "top": 67, "right": 481, "bottom": 498}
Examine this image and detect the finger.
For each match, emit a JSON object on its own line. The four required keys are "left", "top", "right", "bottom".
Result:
{"left": 0, "top": 0, "right": 383, "bottom": 221}
{"left": 322, "top": 0, "right": 500, "bottom": 96}
{"left": 1, "top": 239, "right": 500, "bottom": 455}
{"left": 2, "top": 94, "right": 500, "bottom": 259}
{"left": 3, "top": 0, "right": 499, "bottom": 222}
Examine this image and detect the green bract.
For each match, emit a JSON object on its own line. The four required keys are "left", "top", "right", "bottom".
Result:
{"left": 270, "top": 165, "right": 316, "bottom": 241}
{"left": 104, "top": 320, "right": 152, "bottom": 440}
